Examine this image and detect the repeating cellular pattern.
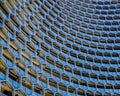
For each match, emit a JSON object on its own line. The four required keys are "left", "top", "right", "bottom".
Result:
{"left": 0, "top": 0, "right": 120, "bottom": 96}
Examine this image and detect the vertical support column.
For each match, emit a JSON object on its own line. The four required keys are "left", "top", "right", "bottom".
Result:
{"left": 12, "top": 89, "right": 15, "bottom": 96}
{"left": 43, "top": 88, "right": 45, "bottom": 96}
{"left": 32, "top": 84, "right": 34, "bottom": 96}
{"left": 6, "top": 65, "right": 9, "bottom": 81}
{"left": 19, "top": 75, "right": 22, "bottom": 89}
{"left": 0, "top": 45, "right": 3, "bottom": 57}
{"left": 66, "top": 86, "right": 68, "bottom": 96}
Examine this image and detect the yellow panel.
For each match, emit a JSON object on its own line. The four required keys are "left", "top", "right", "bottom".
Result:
{"left": 0, "top": 28, "right": 8, "bottom": 41}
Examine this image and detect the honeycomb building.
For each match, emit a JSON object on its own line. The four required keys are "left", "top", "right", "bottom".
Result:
{"left": 0, "top": 0, "right": 120, "bottom": 96}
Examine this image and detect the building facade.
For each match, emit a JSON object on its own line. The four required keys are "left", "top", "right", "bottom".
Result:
{"left": 0, "top": 0, "right": 120, "bottom": 96}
